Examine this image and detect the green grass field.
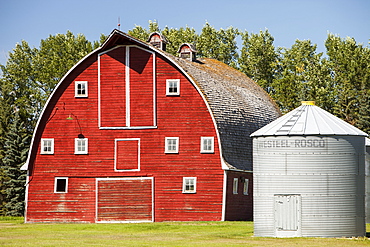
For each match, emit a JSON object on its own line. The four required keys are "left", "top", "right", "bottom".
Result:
{"left": 0, "top": 217, "right": 369, "bottom": 246}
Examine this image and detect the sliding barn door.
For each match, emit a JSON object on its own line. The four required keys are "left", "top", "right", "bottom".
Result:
{"left": 96, "top": 178, "right": 153, "bottom": 223}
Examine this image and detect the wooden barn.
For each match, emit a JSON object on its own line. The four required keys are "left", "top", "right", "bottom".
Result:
{"left": 21, "top": 29, "right": 280, "bottom": 223}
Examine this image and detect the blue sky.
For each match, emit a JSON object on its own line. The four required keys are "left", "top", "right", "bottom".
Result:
{"left": 0, "top": 0, "right": 369, "bottom": 65}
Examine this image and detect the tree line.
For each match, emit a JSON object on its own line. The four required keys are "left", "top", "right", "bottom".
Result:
{"left": 0, "top": 21, "right": 369, "bottom": 215}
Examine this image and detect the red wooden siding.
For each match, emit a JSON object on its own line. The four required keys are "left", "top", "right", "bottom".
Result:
{"left": 129, "top": 47, "right": 155, "bottom": 127}
{"left": 99, "top": 47, "right": 127, "bottom": 127}
{"left": 25, "top": 43, "right": 225, "bottom": 223}
{"left": 97, "top": 178, "right": 153, "bottom": 222}
{"left": 224, "top": 171, "right": 253, "bottom": 221}
{"left": 115, "top": 139, "right": 140, "bottom": 171}
{"left": 26, "top": 177, "right": 96, "bottom": 223}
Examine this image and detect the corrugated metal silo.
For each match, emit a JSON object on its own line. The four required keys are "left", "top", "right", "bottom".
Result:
{"left": 251, "top": 101, "right": 368, "bottom": 238}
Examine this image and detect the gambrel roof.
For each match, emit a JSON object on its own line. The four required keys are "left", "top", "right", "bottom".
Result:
{"left": 23, "top": 29, "right": 280, "bottom": 171}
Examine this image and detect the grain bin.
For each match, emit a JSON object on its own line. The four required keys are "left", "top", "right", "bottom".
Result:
{"left": 251, "top": 101, "right": 368, "bottom": 238}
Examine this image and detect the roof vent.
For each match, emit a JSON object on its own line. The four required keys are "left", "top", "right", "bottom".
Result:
{"left": 177, "top": 43, "right": 197, "bottom": 61}
{"left": 301, "top": 101, "right": 315, "bottom": 105}
{"left": 147, "top": 32, "right": 169, "bottom": 51}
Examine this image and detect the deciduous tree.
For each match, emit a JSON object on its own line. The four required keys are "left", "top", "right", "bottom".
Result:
{"left": 239, "top": 29, "right": 277, "bottom": 93}
{"left": 273, "top": 40, "right": 334, "bottom": 113}
{"left": 325, "top": 34, "right": 370, "bottom": 128}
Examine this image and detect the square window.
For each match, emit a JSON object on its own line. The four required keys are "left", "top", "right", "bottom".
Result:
{"left": 165, "top": 137, "right": 179, "bottom": 153}
{"left": 41, "top": 138, "right": 54, "bottom": 154}
{"left": 166, "top": 79, "right": 180, "bottom": 96}
{"left": 233, "top": 178, "right": 238, "bottom": 194}
{"left": 201, "top": 137, "right": 214, "bottom": 153}
{"left": 243, "top": 179, "right": 249, "bottom": 195}
{"left": 54, "top": 177, "right": 68, "bottom": 193}
{"left": 75, "top": 81, "right": 88, "bottom": 97}
{"left": 183, "top": 177, "right": 196, "bottom": 193}
{"left": 75, "top": 138, "right": 88, "bottom": 154}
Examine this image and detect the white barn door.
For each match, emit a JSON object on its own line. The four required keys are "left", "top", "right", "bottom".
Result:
{"left": 274, "top": 194, "right": 301, "bottom": 237}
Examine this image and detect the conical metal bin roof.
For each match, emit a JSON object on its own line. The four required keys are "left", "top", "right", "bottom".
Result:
{"left": 251, "top": 101, "right": 368, "bottom": 137}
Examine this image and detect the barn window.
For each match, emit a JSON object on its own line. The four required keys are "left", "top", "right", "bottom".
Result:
{"left": 233, "top": 178, "right": 238, "bottom": 194}
{"left": 54, "top": 177, "right": 68, "bottom": 193}
{"left": 75, "top": 138, "right": 88, "bottom": 154}
{"left": 75, "top": 81, "right": 88, "bottom": 97}
{"left": 183, "top": 177, "right": 196, "bottom": 193}
{"left": 165, "top": 137, "right": 179, "bottom": 153}
{"left": 243, "top": 179, "right": 249, "bottom": 195}
{"left": 41, "top": 138, "right": 54, "bottom": 154}
{"left": 201, "top": 137, "right": 214, "bottom": 153}
{"left": 166, "top": 79, "right": 180, "bottom": 96}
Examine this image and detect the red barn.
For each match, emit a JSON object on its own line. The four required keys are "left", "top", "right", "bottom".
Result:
{"left": 21, "top": 30, "right": 280, "bottom": 223}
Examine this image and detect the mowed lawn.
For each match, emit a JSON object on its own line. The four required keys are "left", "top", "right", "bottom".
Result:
{"left": 0, "top": 217, "right": 370, "bottom": 246}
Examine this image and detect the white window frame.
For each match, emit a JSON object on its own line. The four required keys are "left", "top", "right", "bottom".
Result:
{"left": 182, "top": 177, "right": 196, "bottom": 193}
{"left": 166, "top": 79, "right": 180, "bottom": 96}
{"left": 54, "top": 177, "right": 68, "bottom": 193}
{"left": 243, "top": 179, "right": 249, "bottom": 195}
{"left": 233, "top": 178, "right": 238, "bottom": 194}
{"left": 165, "top": 137, "right": 179, "bottom": 153}
{"left": 75, "top": 138, "right": 88, "bottom": 154}
{"left": 75, "top": 81, "right": 88, "bottom": 98}
{"left": 200, "top": 137, "right": 214, "bottom": 153}
{"left": 41, "top": 138, "right": 54, "bottom": 154}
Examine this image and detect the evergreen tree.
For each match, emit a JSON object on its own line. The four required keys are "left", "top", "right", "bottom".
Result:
{"left": 1, "top": 113, "right": 28, "bottom": 216}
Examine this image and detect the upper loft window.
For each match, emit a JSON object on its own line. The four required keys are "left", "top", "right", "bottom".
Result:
{"left": 41, "top": 138, "right": 54, "bottom": 154}
{"left": 75, "top": 81, "right": 88, "bottom": 98}
{"left": 75, "top": 138, "right": 88, "bottom": 154}
{"left": 201, "top": 137, "right": 214, "bottom": 153}
{"left": 166, "top": 79, "right": 180, "bottom": 96}
{"left": 165, "top": 137, "right": 179, "bottom": 153}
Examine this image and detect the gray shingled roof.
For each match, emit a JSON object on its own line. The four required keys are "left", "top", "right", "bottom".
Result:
{"left": 168, "top": 55, "right": 281, "bottom": 170}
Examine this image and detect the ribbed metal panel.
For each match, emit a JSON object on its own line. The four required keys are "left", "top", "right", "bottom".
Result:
{"left": 253, "top": 135, "right": 366, "bottom": 237}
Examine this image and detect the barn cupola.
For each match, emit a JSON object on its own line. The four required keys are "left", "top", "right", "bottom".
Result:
{"left": 177, "top": 43, "right": 197, "bottom": 61}
{"left": 147, "top": 32, "right": 169, "bottom": 51}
